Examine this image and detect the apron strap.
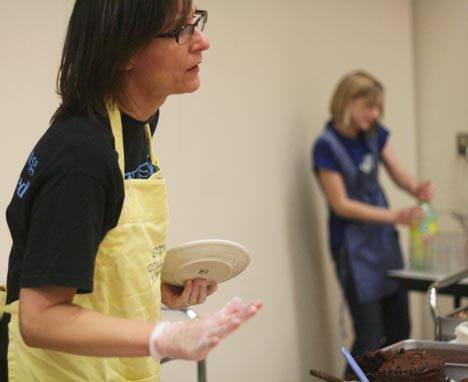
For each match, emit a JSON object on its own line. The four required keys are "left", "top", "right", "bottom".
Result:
{"left": 107, "top": 102, "right": 160, "bottom": 177}
{"left": 363, "top": 130, "right": 381, "bottom": 179}
{"left": 144, "top": 124, "right": 159, "bottom": 168}
{"left": 321, "top": 129, "right": 358, "bottom": 188}
{"left": 364, "top": 130, "right": 379, "bottom": 158}
{"left": 107, "top": 102, "right": 126, "bottom": 177}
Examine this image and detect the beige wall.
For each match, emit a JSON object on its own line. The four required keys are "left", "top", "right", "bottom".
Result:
{"left": 412, "top": 0, "right": 468, "bottom": 341}
{"left": 414, "top": 0, "right": 468, "bottom": 213}
{"left": 0, "top": 0, "right": 74, "bottom": 275}
{"left": 0, "top": 1, "right": 421, "bottom": 381}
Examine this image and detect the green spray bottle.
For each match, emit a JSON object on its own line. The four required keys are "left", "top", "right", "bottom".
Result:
{"left": 409, "top": 202, "right": 439, "bottom": 270}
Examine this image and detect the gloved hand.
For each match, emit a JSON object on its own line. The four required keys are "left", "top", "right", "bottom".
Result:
{"left": 149, "top": 297, "right": 262, "bottom": 361}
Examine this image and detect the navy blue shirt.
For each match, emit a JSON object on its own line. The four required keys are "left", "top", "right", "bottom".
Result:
{"left": 312, "top": 120, "right": 389, "bottom": 250}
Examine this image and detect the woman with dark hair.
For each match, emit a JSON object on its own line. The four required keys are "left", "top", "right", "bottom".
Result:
{"left": 0, "top": 1, "right": 261, "bottom": 381}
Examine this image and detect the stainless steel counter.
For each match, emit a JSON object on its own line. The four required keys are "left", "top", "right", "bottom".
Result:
{"left": 389, "top": 268, "right": 468, "bottom": 307}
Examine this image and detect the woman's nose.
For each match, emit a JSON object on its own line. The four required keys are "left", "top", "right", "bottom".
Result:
{"left": 191, "top": 29, "right": 210, "bottom": 52}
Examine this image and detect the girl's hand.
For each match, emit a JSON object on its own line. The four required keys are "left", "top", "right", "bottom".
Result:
{"left": 396, "top": 206, "right": 425, "bottom": 226}
{"left": 413, "top": 180, "right": 435, "bottom": 201}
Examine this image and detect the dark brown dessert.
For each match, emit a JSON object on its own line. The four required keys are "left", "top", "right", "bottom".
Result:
{"left": 354, "top": 348, "right": 446, "bottom": 382}
{"left": 375, "top": 349, "right": 445, "bottom": 382}
{"left": 354, "top": 349, "right": 394, "bottom": 375}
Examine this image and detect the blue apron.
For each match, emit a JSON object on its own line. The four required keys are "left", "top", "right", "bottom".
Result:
{"left": 321, "top": 129, "right": 403, "bottom": 304}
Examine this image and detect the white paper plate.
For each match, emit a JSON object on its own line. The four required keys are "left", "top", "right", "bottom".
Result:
{"left": 161, "top": 239, "right": 250, "bottom": 287}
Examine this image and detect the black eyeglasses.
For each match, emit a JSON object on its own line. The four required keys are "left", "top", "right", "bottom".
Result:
{"left": 156, "top": 10, "right": 208, "bottom": 45}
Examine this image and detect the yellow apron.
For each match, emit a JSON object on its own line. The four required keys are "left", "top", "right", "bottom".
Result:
{"left": 1, "top": 104, "right": 168, "bottom": 381}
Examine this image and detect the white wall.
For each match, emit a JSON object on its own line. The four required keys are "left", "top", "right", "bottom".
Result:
{"left": 1, "top": 1, "right": 419, "bottom": 381}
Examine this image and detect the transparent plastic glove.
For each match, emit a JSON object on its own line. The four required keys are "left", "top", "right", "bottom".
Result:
{"left": 149, "top": 297, "right": 262, "bottom": 361}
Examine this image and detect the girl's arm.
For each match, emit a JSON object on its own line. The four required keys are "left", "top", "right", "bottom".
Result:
{"left": 317, "top": 169, "right": 420, "bottom": 225}
{"left": 380, "top": 142, "right": 434, "bottom": 200}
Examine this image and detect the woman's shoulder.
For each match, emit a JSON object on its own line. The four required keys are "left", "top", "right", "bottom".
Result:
{"left": 47, "top": 113, "right": 113, "bottom": 148}
{"left": 33, "top": 114, "right": 121, "bottom": 187}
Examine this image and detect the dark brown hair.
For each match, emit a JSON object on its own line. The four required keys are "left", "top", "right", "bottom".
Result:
{"left": 52, "top": 0, "right": 192, "bottom": 123}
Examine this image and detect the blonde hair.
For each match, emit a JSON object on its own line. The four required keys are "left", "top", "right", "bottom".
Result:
{"left": 329, "top": 70, "right": 384, "bottom": 126}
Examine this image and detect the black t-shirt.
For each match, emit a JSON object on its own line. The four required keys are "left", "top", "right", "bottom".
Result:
{"left": 0, "top": 109, "right": 159, "bottom": 378}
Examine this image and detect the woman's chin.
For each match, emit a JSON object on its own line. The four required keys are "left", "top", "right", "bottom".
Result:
{"left": 175, "top": 80, "right": 201, "bottom": 95}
